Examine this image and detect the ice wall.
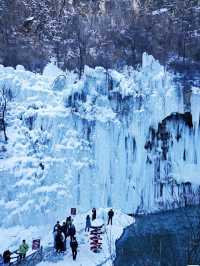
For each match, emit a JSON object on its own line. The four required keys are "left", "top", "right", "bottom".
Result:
{"left": 0, "top": 53, "right": 200, "bottom": 227}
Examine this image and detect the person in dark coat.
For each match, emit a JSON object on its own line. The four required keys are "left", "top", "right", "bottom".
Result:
{"left": 70, "top": 237, "right": 78, "bottom": 260}
{"left": 3, "top": 250, "right": 12, "bottom": 264}
{"left": 53, "top": 221, "right": 61, "bottom": 232}
{"left": 107, "top": 209, "right": 114, "bottom": 225}
{"left": 68, "top": 224, "right": 76, "bottom": 241}
{"left": 92, "top": 208, "right": 96, "bottom": 221}
{"left": 85, "top": 215, "right": 91, "bottom": 232}
{"left": 55, "top": 230, "right": 65, "bottom": 253}
{"left": 66, "top": 216, "right": 72, "bottom": 231}
{"left": 61, "top": 221, "right": 68, "bottom": 237}
{"left": 61, "top": 221, "right": 68, "bottom": 251}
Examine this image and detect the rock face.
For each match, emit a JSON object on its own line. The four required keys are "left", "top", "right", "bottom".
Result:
{"left": 0, "top": 53, "right": 200, "bottom": 227}
{"left": 0, "top": 0, "right": 199, "bottom": 72}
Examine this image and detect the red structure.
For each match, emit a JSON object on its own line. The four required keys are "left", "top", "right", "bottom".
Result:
{"left": 90, "top": 225, "right": 104, "bottom": 253}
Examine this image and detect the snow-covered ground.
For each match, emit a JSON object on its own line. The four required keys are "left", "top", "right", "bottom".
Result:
{"left": 0, "top": 209, "right": 133, "bottom": 266}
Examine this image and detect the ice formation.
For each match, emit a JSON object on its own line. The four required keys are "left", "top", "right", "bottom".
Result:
{"left": 0, "top": 53, "right": 200, "bottom": 227}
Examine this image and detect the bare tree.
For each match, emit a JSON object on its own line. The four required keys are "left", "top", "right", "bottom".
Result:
{"left": 0, "top": 0, "right": 199, "bottom": 73}
{"left": 73, "top": 14, "right": 93, "bottom": 79}
{"left": 0, "top": 85, "right": 9, "bottom": 141}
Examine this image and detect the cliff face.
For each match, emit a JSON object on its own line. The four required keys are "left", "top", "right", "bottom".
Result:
{"left": 0, "top": 53, "right": 200, "bottom": 227}
{"left": 0, "top": 0, "right": 199, "bottom": 73}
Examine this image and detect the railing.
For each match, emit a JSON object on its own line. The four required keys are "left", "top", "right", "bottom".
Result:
{"left": 10, "top": 248, "right": 43, "bottom": 266}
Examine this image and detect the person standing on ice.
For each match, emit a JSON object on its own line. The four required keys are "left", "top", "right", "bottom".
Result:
{"left": 85, "top": 215, "right": 91, "bottom": 232}
{"left": 70, "top": 237, "right": 78, "bottom": 260}
{"left": 107, "top": 209, "right": 114, "bottom": 225}
{"left": 61, "top": 221, "right": 68, "bottom": 251}
{"left": 2, "top": 250, "right": 12, "bottom": 264}
{"left": 55, "top": 230, "right": 65, "bottom": 253}
{"left": 66, "top": 216, "right": 72, "bottom": 232}
{"left": 61, "top": 221, "right": 68, "bottom": 238}
{"left": 92, "top": 208, "right": 96, "bottom": 221}
{"left": 68, "top": 224, "right": 76, "bottom": 241}
{"left": 53, "top": 221, "right": 61, "bottom": 248}
{"left": 53, "top": 221, "right": 61, "bottom": 232}
{"left": 18, "top": 240, "right": 29, "bottom": 260}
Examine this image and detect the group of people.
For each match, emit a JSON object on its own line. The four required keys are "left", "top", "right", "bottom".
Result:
{"left": 0, "top": 209, "right": 115, "bottom": 264}
{"left": 86, "top": 208, "right": 115, "bottom": 230}
{"left": 53, "top": 216, "right": 78, "bottom": 260}
{"left": 53, "top": 209, "right": 115, "bottom": 261}
{"left": 1, "top": 240, "right": 29, "bottom": 265}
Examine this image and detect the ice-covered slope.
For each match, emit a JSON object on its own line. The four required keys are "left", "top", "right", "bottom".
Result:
{"left": 0, "top": 53, "right": 200, "bottom": 227}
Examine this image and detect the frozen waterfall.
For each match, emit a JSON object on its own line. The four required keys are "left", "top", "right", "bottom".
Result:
{"left": 0, "top": 53, "right": 200, "bottom": 227}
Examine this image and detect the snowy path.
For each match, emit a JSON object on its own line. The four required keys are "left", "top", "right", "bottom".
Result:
{"left": 0, "top": 209, "right": 133, "bottom": 266}
{"left": 39, "top": 210, "right": 133, "bottom": 266}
